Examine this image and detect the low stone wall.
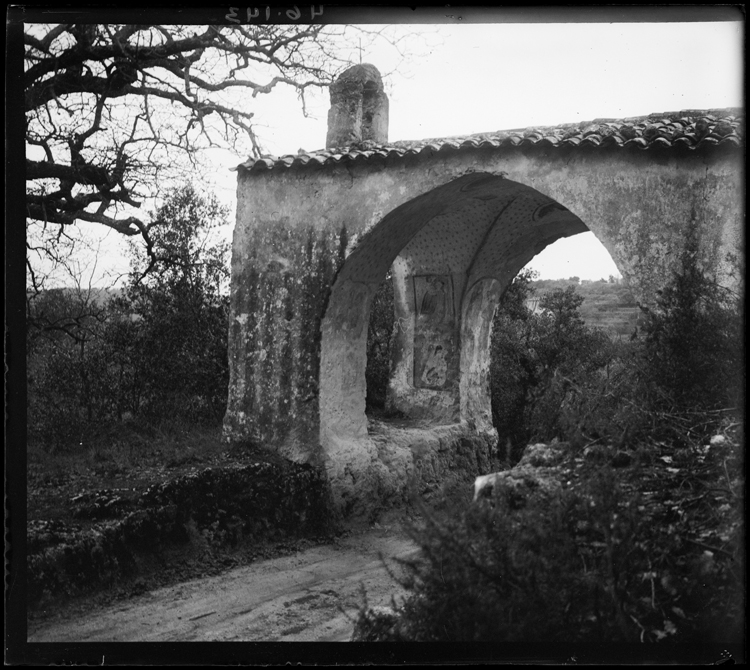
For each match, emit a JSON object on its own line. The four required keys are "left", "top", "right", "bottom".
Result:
{"left": 28, "top": 425, "right": 496, "bottom": 607}
{"left": 27, "top": 461, "right": 333, "bottom": 607}
{"left": 363, "top": 420, "right": 496, "bottom": 514}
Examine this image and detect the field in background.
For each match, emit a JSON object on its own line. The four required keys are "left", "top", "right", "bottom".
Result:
{"left": 530, "top": 278, "right": 641, "bottom": 337}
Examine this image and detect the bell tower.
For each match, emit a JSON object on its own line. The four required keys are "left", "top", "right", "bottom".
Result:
{"left": 326, "top": 63, "right": 389, "bottom": 148}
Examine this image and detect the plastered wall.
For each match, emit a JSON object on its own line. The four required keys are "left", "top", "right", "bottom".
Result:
{"left": 225, "top": 143, "right": 742, "bottom": 512}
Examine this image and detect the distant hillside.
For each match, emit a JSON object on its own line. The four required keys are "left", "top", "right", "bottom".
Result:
{"left": 529, "top": 278, "right": 643, "bottom": 338}
{"left": 32, "top": 282, "right": 643, "bottom": 340}
{"left": 27, "top": 287, "right": 124, "bottom": 307}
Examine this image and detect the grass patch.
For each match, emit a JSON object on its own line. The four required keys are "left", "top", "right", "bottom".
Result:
{"left": 28, "top": 420, "right": 229, "bottom": 525}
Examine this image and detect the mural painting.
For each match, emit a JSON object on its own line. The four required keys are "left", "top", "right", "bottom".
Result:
{"left": 413, "top": 275, "right": 457, "bottom": 390}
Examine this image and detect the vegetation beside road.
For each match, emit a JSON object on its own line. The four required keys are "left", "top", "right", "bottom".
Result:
{"left": 354, "top": 427, "right": 743, "bottom": 645}
{"left": 27, "top": 185, "right": 231, "bottom": 457}
{"left": 356, "top": 246, "right": 744, "bottom": 644}
{"left": 27, "top": 190, "right": 743, "bottom": 643}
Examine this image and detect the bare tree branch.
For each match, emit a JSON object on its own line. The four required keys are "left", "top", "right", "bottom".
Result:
{"left": 22, "top": 22, "right": 419, "bottom": 294}
{"left": 25, "top": 23, "right": 398, "bottom": 246}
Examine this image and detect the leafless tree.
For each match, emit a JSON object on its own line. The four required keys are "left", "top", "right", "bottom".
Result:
{"left": 24, "top": 22, "right": 405, "bottom": 254}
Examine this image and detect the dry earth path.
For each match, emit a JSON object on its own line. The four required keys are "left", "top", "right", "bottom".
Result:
{"left": 28, "top": 525, "right": 419, "bottom": 643}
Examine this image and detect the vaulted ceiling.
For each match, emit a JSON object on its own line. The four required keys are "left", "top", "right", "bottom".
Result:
{"left": 338, "top": 172, "right": 588, "bottom": 291}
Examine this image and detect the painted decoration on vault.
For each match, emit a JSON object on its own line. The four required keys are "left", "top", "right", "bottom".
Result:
{"left": 413, "top": 275, "right": 457, "bottom": 390}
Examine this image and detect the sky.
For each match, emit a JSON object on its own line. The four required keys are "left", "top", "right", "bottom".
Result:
{"left": 239, "top": 19, "right": 744, "bottom": 283}
{"left": 37, "top": 17, "right": 744, "bottom": 286}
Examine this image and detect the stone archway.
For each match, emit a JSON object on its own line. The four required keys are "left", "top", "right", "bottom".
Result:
{"left": 318, "top": 172, "right": 614, "bottom": 512}
{"left": 224, "top": 64, "right": 741, "bottom": 520}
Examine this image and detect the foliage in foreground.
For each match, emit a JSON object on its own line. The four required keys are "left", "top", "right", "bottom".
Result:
{"left": 357, "top": 430, "right": 743, "bottom": 643}
{"left": 356, "top": 252, "right": 744, "bottom": 644}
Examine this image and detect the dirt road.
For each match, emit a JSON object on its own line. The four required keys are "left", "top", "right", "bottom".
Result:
{"left": 27, "top": 525, "right": 419, "bottom": 643}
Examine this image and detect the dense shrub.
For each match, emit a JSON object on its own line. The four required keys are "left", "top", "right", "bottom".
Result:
{"left": 582, "top": 247, "right": 744, "bottom": 448}
{"left": 488, "top": 270, "right": 538, "bottom": 459}
{"left": 26, "top": 185, "right": 231, "bottom": 452}
{"left": 490, "top": 247, "right": 743, "bottom": 458}
{"left": 389, "top": 468, "right": 641, "bottom": 642}
{"left": 113, "top": 184, "right": 231, "bottom": 423}
{"left": 639, "top": 247, "right": 743, "bottom": 425}
{"left": 27, "top": 287, "right": 121, "bottom": 451}
{"left": 490, "top": 272, "right": 621, "bottom": 462}
{"left": 363, "top": 434, "right": 744, "bottom": 644}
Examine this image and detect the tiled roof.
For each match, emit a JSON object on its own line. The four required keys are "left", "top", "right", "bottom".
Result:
{"left": 237, "top": 108, "right": 743, "bottom": 173}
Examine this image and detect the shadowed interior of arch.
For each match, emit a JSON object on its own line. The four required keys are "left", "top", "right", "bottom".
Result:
{"left": 318, "top": 172, "right": 629, "bottom": 460}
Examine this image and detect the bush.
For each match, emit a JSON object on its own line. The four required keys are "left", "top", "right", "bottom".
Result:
{"left": 490, "top": 272, "right": 620, "bottom": 461}
{"left": 114, "top": 184, "right": 231, "bottom": 424}
{"left": 370, "top": 438, "right": 744, "bottom": 644}
{"left": 489, "top": 270, "right": 538, "bottom": 459}
{"left": 639, "top": 247, "right": 743, "bottom": 426}
{"left": 27, "top": 289, "right": 121, "bottom": 452}
{"left": 26, "top": 184, "right": 232, "bottom": 452}
{"left": 573, "top": 247, "right": 745, "bottom": 449}
{"left": 389, "top": 467, "right": 640, "bottom": 642}
{"left": 490, "top": 248, "right": 743, "bottom": 457}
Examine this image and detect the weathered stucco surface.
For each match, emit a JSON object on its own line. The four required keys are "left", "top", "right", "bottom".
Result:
{"left": 326, "top": 64, "right": 388, "bottom": 149}
{"left": 224, "top": 138, "right": 742, "bottom": 517}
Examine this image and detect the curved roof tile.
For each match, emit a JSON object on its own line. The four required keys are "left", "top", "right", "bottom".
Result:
{"left": 236, "top": 108, "right": 743, "bottom": 173}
